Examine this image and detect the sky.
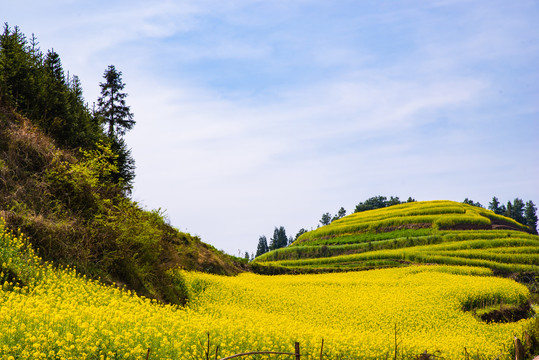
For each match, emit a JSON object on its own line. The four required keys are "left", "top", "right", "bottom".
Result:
{"left": 3, "top": 0, "right": 539, "bottom": 255}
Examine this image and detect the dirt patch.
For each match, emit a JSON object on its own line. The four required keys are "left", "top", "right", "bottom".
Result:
{"left": 490, "top": 217, "right": 529, "bottom": 232}
{"left": 438, "top": 224, "right": 491, "bottom": 231}
{"left": 479, "top": 302, "right": 534, "bottom": 323}
{"left": 377, "top": 223, "right": 432, "bottom": 233}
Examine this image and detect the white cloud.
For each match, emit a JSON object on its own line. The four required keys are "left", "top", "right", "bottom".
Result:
{"left": 2, "top": 0, "right": 538, "bottom": 253}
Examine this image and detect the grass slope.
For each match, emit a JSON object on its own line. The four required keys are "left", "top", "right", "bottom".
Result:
{"left": 0, "top": 103, "right": 246, "bottom": 304}
{"left": 254, "top": 201, "right": 539, "bottom": 274}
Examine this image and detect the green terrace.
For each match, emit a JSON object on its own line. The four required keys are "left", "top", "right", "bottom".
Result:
{"left": 253, "top": 201, "right": 539, "bottom": 274}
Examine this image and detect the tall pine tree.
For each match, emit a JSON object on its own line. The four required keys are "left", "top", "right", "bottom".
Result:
{"left": 96, "top": 65, "right": 136, "bottom": 193}
{"left": 97, "top": 65, "right": 134, "bottom": 137}
{"left": 524, "top": 200, "right": 538, "bottom": 234}
{"left": 255, "top": 235, "right": 269, "bottom": 257}
{"left": 269, "top": 227, "right": 288, "bottom": 250}
{"left": 488, "top": 196, "right": 502, "bottom": 214}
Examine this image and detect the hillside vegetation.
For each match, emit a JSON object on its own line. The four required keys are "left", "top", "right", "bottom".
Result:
{"left": 254, "top": 201, "right": 539, "bottom": 275}
{"left": 0, "top": 24, "right": 246, "bottom": 305}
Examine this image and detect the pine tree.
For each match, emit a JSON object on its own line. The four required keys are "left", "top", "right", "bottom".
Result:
{"left": 511, "top": 198, "right": 526, "bottom": 224}
{"left": 97, "top": 65, "right": 134, "bottom": 137}
{"left": 488, "top": 196, "right": 501, "bottom": 214}
{"left": 320, "top": 212, "right": 332, "bottom": 226}
{"left": 269, "top": 227, "right": 288, "bottom": 250}
{"left": 332, "top": 207, "right": 347, "bottom": 222}
{"left": 505, "top": 201, "right": 513, "bottom": 219}
{"left": 295, "top": 228, "right": 307, "bottom": 240}
{"left": 109, "top": 136, "right": 136, "bottom": 193}
{"left": 524, "top": 200, "right": 538, "bottom": 234}
{"left": 255, "top": 235, "right": 269, "bottom": 257}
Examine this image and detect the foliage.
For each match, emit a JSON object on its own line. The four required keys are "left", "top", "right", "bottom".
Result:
{"left": 255, "top": 235, "right": 269, "bottom": 257}
{"left": 0, "top": 226, "right": 532, "bottom": 359}
{"left": 269, "top": 226, "right": 288, "bottom": 251}
{"left": 0, "top": 24, "right": 102, "bottom": 149}
{"left": 320, "top": 212, "right": 332, "bottom": 226}
{"left": 463, "top": 198, "right": 483, "bottom": 208}
{"left": 525, "top": 200, "right": 538, "bottom": 234}
{"left": 109, "top": 136, "right": 135, "bottom": 194}
{"left": 489, "top": 196, "right": 503, "bottom": 215}
{"left": 96, "top": 65, "right": 135, "bottom": 138}
{"left": 320, "top": 207, "right": 347, "bottom": 226}
{"left": 332, "top": 207, "right": 347, "bottom": 222}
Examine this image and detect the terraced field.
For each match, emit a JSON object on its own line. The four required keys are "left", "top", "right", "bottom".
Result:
{"left": 254, "top": 201, "right": 539, "bottom": 273}
{"left": 0, "top": 220, "right": 535, "bottom": 359}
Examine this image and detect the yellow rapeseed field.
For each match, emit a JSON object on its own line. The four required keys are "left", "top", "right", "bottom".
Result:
{"left": 0, "top": 219, "right": 534, "bottom": 359}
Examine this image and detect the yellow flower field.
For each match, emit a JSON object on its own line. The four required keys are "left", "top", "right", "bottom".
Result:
{"left": 0, "top": 220, "right": 534, "bottom": 359}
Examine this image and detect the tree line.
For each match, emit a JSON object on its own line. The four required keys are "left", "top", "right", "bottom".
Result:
{"left": 254, "top": 195, "right": 416, "bottom": 258}
{"left": 253, "top": 195, "right": 537, "bottom": 259}
{"left": 465, "top": 197, "right": 537, "bottom": 234}
{"left": 0, "top": 24, "right": 135, "bottom": 192}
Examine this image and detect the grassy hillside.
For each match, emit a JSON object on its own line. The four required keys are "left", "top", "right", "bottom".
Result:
{"left": 0, "top": 103, "right": 246, "bottom": 305}
{"left": 254, "top": 201, "right": 539, "bottom": 275}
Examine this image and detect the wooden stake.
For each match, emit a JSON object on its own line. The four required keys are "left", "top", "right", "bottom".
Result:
{"left": 320, "top": 339, "right": 324, "bottom": 360}
{"left": 295, "top": 342, "right": 301, "bottom": 360}
{"left": 207, "top": 332, "right": 211, "bottom": 360}
{"left": 394, "top": 323, "right": 398, "bottom": 360}
{"left": 514, "top": 336, "right": 525, "bottom": 360}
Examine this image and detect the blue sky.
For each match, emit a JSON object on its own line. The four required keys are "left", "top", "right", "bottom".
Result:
{"left": 3, "top": 0, "right": 539, "bottom": 255}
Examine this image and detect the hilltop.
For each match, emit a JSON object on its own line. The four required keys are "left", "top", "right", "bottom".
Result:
{"left": 254, "top": 200, "right": 539, "bottom": 278}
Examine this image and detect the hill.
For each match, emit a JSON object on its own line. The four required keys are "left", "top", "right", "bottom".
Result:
{"left": 0, "top": 23, "right": 247, "bottom": 304}
{"left": 254, "top": 200, "right": 539, "bottom": 276}
{"left": 0, "top": 103, "right": 247, "bottom": 304}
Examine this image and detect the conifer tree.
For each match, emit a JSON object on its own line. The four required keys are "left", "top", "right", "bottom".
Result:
{"left": 255, "top": 235, "right": 269, "bottom": 257}
{"left": 505, "top": 201, "right": 513, "bottom": 219}
{"left": 97, "top": 65, "right": 134, "bottom": 137}
{"left": 332, "top": 207, "right": 347, "bottom": 222}
{"left": 295, "top": 228, "right": 307, "bottom": 241}
{"left": 269, "top": 227, "right": 288, "bottom": 250}
{"left": 320, "top": 212, "right": 332, "bottom": 226}
{"left": 488, "top": 196, "right": 502, "bottom": 214}
{"left": 524, "top": 200, "right": 537, "bottom": 234}
{"left": 511, "top": 198, "right": 526, "bottom": 225}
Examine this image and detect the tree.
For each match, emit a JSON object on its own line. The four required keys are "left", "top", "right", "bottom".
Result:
{"left": 406, "top": 197, "right": 416, "bottom": 203}
{"left": 320, "top": 212, "right": 332, "bottom": 226}
{"left": 255, "top": 235, "right": 269, "bottom": 257}
{"left": 511, "top": 198, "right": 526, "bottom": 224}
{"left": 97, "top": 65, "right": 134, "bottom": 138}
{"left": 488, "top": 197, "right": 502, "bottom": 214}
{"left": 332, "top": 207, "right": 347, "bottom": 222}
{"left": 295, "top": 228, "right": 308, "bottom": 240}
{"left": 269, "top": 226, "right": 288, "bottom": 250}
{"left": 288, "top": 236, "right": 294, "bottom": 246}
{"left": 463, "top": 198, "right": 483, "bottom": 208}
{"left": 355, "top": 196, "right": 388, "bottom": 213}
{"left": 354, "top": 195, "right": 405, "bottom": 213}
{"left": 109, "top": 136, "right": 136, "bottom": 194}
{"left": 524, "top": 200, "right": 538, "bottom": 234}
{"left": 505, "top": 201, "right": 513, "bottom": 219}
